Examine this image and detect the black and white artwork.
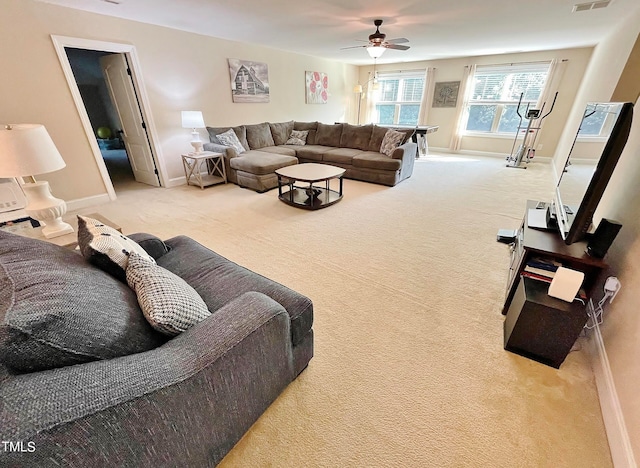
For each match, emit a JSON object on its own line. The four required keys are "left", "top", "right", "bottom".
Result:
{"left": 433, "top": 81, "right": 460, "bottom": 108}
{"left": 228, "top": 59, "right": 270, "bottom": 103}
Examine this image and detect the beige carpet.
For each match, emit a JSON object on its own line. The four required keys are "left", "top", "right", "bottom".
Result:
{"left": 83, "top": 154, "right": 612, "bottom": 467}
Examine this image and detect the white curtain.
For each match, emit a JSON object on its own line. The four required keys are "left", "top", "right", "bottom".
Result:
{"left": 536, "top": 58, "right": 568, "bottom": 116}
{"left": 363, "top": 71, "right": 378, "bottom": 124}
{"left": 449, "top": 64, "right": 476, "bottom": 151}
{"left": 418, "top": 67, "right": 436, "bottom": 125}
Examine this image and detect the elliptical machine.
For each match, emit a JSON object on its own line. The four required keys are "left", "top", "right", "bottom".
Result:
{"left": 506, "top": 92, "right": 558, "bottom": 169}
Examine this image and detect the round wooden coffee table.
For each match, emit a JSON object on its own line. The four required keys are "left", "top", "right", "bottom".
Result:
{"left": 275, "top": 163, "right": 346, "bottom": 210}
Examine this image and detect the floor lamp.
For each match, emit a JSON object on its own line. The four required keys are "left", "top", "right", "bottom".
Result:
{"left": 0, "top": 124, "right": 73, "bottom": 238}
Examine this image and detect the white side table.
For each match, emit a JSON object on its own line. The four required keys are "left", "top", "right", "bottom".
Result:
{"left": 181, "top": 151, "right": 227, "bottom": 189}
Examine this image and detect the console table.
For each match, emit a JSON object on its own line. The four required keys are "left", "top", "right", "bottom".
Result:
{"left": 384, "top": 125, "right": 439, "bottom": 156}
{"left": 502, "top": 200, "right": 608, "bottom": 367}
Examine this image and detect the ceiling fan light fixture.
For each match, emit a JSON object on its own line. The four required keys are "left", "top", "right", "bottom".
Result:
{"left": 367, "top": 46, "right": 386, "bottom": 58}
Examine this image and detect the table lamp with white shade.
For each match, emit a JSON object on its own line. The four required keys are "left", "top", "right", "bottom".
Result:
{"left": 0, "top": 124, "right": 74, "bottom": 238}
{"left": 181, "top": 111, "right": 206, "bottom": 154}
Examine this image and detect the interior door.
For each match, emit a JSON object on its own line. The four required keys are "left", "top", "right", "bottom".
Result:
{"left": 100, "top": 54, "right": 160, "bottom": 187}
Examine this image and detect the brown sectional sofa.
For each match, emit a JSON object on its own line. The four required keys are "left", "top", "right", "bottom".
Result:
{"left": 203, "top": 121, "right": 417, "bottom": 192}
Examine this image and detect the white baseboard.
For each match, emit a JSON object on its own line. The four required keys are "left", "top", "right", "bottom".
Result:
{"left": 167, "top": 176, "right": 187, "bottom": 188}
{"left": 589, "top": 325, "right": 637, "bottom": 467}
{"left": 429, "top": 147, "right": 551, "bottom": 163}
{"left": 67, "top": 193, "right": 111, "bottom": 212}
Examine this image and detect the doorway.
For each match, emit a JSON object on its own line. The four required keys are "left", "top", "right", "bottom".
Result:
{"left": 51, "top": 36, "right": 165, "bottom": 199}
{"left": 66, "top": 49, "right": 135, "bottom": 190}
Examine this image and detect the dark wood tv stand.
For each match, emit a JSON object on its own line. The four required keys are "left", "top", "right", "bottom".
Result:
{"left": 502, "top": 201, "right": 609, "bottom": 367}
{"left": 504, "top": 200, "right": 608, "bottom": 314}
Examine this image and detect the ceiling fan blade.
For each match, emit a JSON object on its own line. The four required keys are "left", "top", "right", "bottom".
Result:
{"left": 385, "top": 44, "right": 410, "bottom": 51}
{"left": 387, "top": 38, "right": 409, "bottom": 44}
{"left": 340, "top": 45, "right": 367, "bottom": 50}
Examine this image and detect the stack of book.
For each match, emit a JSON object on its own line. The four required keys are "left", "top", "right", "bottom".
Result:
{"left": 521, "top": 257, "right": 560, "bottom": 283}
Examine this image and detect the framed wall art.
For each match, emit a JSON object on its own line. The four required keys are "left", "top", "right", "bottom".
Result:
{"left": 305, "top": 71, "right": 328, "bottom": 104}
{"left": 228, "top": 59, "right": 270, "bottom": 103}
{"left": 432, "top": 81, "right": 460, "bottom": 108}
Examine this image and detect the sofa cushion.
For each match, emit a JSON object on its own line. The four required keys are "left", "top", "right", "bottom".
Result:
{"left": 323, "top": 147, "right": 362, "bottom": 165}
{"left": 340, "top": 123, "right": 374, "bottom": 151}
{"left": 369, "top": 125, "right": 389, "bottom": 152}
{"left": 158, "top": 235, "right": 314, "bottom": 346}
{"left": 255, "top": 145, "right": 298, "bottom": 157}
{"left": 126, "top": 252, "right": 211, "bottom": 336}
{"left": 293, "top": 145, "right": 328, "bottom": 162}
{"left": 229, "top": 151, "right": 298, "bottom": 175}
{"left": 380, "top": 129, "right": 406, "bottom": 157}
{"left": 207, "top": 125, "right": 250, "bottom": 151}
{"left": 216, "top": 128, "right": 246, "bottom": 154}
{"left": 353, "top": 152, "right": 403, "bottom": 171}
{"left": 316, "top": 123, "right": 343, "bottom": 147}
{"left": 246, "top": 122, "right": 276, "bottom": 149}
{"left": 269, "top": 121, "right": 294, "bottom": 146}
{"left": 294, "top": 121, "right": 318, "bottom": 145}
{"left": 77, "top": 215, "right": 156, "bottom": 282}
{"left": 0, "top": 231, "right": 167, "bottom": 372}
{"left": 286, "top": 130, "right": 309, "bottom": 146}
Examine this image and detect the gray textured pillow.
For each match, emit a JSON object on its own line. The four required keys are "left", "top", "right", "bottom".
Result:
{"left": 269, "top": 121, "right": 294, "bottom": 146}
{"left": 216, "top": 128, "right": 246, "bottom": 154}
{"left": 286, "top": 130, "right": 308, "bottom": 145}
{"left": 380, "top": 129, "right": 405, "bottom": 157}
{"left": 126, "top": 252, "right": 211, "bottom": 336}
{"left": 0, "top": 231, "right": 167, "bottom": 372}
{"left": 206, "top": 125, "right": 249, "bottom": 151}
{"left": 77, "top": 215, "right": 155, "bottom": 282}
{"left": 246, "top": 122, "right": 276, "bottom": 149}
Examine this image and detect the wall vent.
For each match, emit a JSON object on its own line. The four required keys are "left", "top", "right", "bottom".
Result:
{"left": 573, "top": 0, "right": 611, "bottom": 12}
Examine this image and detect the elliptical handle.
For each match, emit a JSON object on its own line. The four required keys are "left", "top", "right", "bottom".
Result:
{"left": 540, "top": 92, "right": 558, "bottom": 120}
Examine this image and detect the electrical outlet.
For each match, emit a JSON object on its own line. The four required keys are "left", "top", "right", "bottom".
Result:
{"left": 604, "top": 276, "right": 621, "bottom": 302}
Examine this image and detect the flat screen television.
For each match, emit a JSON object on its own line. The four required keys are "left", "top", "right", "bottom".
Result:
{"left": 553, "top": 101, "right": 634, "bottom": 245}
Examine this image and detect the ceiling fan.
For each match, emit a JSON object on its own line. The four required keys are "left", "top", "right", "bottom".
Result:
{"left": 342, "top": 19, "right": 410, "bottom": 58}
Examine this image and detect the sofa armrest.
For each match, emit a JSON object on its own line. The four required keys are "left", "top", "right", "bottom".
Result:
{"left": 127, "top": 232, "right": 171, "bottom": 260}
{"left": 0, "top": 291, "right": 294, "bottom": 467}
{"left": 391, "top": 141, "right": 417, "bottom": 180}
{"left": 203, "top": 142, "right": 238, "bottom": 158}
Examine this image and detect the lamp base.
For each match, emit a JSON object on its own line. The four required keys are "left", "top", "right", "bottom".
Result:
{"left": 190, "top": 129, "right": 203, "bottom": 154}
{"left": 23, "top": 181, "right": 74, "bottom": 239}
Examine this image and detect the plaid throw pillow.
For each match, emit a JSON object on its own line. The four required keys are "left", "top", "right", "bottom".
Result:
{"left": 126, "top": 252, "right": 210, "bottom": 336}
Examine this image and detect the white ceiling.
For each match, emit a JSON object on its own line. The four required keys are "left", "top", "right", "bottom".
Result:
{"left": 37, "top": 0, "right": 638, "bottom": 65}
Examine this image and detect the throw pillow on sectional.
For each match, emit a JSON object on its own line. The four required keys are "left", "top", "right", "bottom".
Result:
{"left": 126, "top": 252, "right": 211, "bottom": 336}
{"left": 380, "top": 129, "right": 406, "bottom": 157}
{"left": 286, "top": 130, "right": 309, "bottom": 146}
{"left": 216, "top": 128, "right": 246, "bottom": 154}
{"left": 77, "top": 215, "right": 156, "bottom": 282}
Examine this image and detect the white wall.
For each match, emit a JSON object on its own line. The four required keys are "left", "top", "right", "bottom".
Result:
{"left": 0, "top": 0, "right": 358, "bottom": 199}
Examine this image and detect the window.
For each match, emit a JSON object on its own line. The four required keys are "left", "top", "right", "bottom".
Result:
{"left": 578, "top": 103, "right": 623, "bottom": 138}
{"left": 374, "top": 72, "right": 425, "bottom": 126}
{"left": 465, "top": 63, "right": 550, "bottom": 135}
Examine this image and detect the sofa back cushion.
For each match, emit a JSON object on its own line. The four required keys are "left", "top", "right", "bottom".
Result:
{"left": 246, "top": 122, "right": 276, "bottom": 149}
{"left": 316, "top": 123, "right": 343, "bottom": 147}
{"left": 0, "top": 231, "right": 167, "bottom": 372}
{"left": 207, "top": 125, "right": 250, "bottom": 151}
{"left": 294, "top": 121, "right": 318, "bottom": 145}
{"left": 269, "top": 121, "right": 294, "bottom": 146}
{"left": 340, "top": 123, "right": 374, "bottom": 151}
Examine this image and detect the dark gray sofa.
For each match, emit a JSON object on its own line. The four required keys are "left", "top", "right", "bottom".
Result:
{"left": 204, "top": 121, "right": 417, "bottom": 192}
{"left": 0, "top": 230, "right": 313, "bottom": 467}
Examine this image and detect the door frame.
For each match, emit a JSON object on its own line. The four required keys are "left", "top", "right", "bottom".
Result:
{"left": 51, "top": 35, "right": 167, "bottom": 199}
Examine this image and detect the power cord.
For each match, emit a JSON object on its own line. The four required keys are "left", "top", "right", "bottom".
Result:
{"left": 584, "top": 276, "right": 621, "bottom": 329}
